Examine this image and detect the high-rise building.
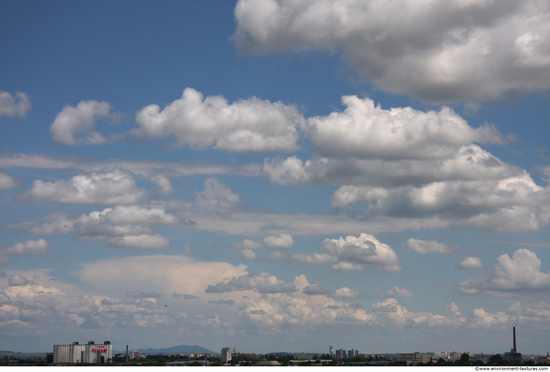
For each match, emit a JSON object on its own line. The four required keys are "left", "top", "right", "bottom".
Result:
{"left": 329, "top": 346, "right": 334, "bottom": 357}
{"left": 131, "top": 350, "right": 139, "bottom": 359}
{"left": 221, "top": 347, "right": 232, "bottom": 363}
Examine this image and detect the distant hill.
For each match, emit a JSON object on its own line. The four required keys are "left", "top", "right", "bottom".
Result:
{"left": 115, "top": 345, "right": 217, "bottom": 355}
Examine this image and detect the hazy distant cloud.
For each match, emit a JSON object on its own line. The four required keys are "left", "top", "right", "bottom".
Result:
{"left": 105, "top": 234, "right": 171, "bottom": 249}
{"left": 1, "top": 239, "right": 53, "bottom": 256}
{"left": 17, "top": 169, "right": 147, "bottom": 204}
{"left": 151, "top": 174, "right": 174, "bottom": 196}
{"left": 0, "top": 90, "right": 31, "bottom": 117}
{"left": 234, "top": 0, "right": 550, "bottom": 103}
{"left": 249, "top": 309, "right": 265, "bottom": 315}
{"left": 290, "top": 253, "right": 337, "bottom": 264}
{"left": 134, "top": 88, "right": 304, "bottom": 154}
{"left": 401, "top": 238, "right": 458, "bottom": 255}
{"left": 332, "top": 287, "right": 363, "bottom": 299}
{"left": 182, "top": 245, "right": 193, "bottom": 255}
{"left": 304, "top": 285, "right": 363, "bottom": 299}
{"left": 379, "top": 287, "right": 413, "bottom": 298}
{"left": 8, "top": 273, "right": 33, "bottom": 286}
{"left": 456, "top": 249, "right": 550, "bottom": 297}
{"left": 126, "top": 291, "right": 162, "bottom": 299}
{"left": 208, "top": 299, "right": 235, "bottom": 306}
{"left": 50, "top": 100, "right": 114, "bottom": 145}
{"left": 0, "top": 239, "right": 54, "bottom": 265}
{"left": 205, "top": 272, "right": 297, "bottom": 294}
{"left": 193, "top": 177, "right": 241, "bottom": 212}
{"left": 0, "top": 152, "right": 262, "bottom": 179}
{"left": 263, "top": 234, "right": 294, "bottom": 249}
{"left": 303, "top": 284, "right": 332, "bottom": 296}
{"left": 305, "top": 96, "right": 504, "bottom": 160}
{"left": 233, "top": 233, "right": 294, "bottom": 250}
{"left": 79, "top": 255, "right": 249, "bottom": 299}
{"left": 0, "top": 172, "right": 19, "bottom": 190}
{"left": 330, "top": 262, "right": 365, "bottom": 271}
{"left": 239, "top": 248, "right": 258, "bottom": 260}
{"left": 456, "top": 257, "right": 484, "bottom": 270}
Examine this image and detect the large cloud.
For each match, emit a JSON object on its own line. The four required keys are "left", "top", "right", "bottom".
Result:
{"left": 79, "top": 255, "right": 249, "bottom": 297}
{"left": 305, "top": 96, "right": 504, "bottom": 159}
{"left": 49, "top": 100, "right": 114, "bottom": 145}
{"left": 263, "top": 146, "right": 550, "bottom": 233}
{"left": 29, "top": 203, "right": 177, "bottom": 249}
{"left": 0, "top": 90, "right": 31, "bottom": 117}
{"left": 134, "top": 88, "right": 304, "bottom": 153}
{"left": 17, "top": 169, "right": 147, "bottom": 204}
{"left": 456, "top": 249, "right": 550, "bottom": 297}
{"left": 234, "top": 0, "right": 550, "bottom": 102}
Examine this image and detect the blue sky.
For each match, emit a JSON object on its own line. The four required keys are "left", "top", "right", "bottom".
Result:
{"left": 1, "top": 0, "right": 550, "bottom": 355}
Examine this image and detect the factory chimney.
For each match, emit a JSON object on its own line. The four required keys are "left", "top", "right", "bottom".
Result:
{"left": 513, "top": 327, "right": 517, "bottom": 353}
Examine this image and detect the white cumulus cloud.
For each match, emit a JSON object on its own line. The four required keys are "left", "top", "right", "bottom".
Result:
{"left": 134, "top": 88, "right": 304, "bottom": 154}
{"left": 234, "top": 0, "right": 550, "bottom": 103}
{"left": 305, "top": 96, "right": 504, "bottom": 159}
{"left": 456, "top": 249, "right": 550, "bottom": 297}
{"left": 17, "top": 169, "right": 147, "bottom": 204}
{"left": 50, "top": 100, "right": 113, "bottom": 145}
{"left": 320, "top": 233, "right": 401, "bottom": 272}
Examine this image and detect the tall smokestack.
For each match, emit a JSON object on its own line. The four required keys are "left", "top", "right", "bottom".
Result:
{"left": 126, "top": 345, "right": 128, "bottom": 363}
{"left": 513, "top": 327, "right": 517, "bottom": 353}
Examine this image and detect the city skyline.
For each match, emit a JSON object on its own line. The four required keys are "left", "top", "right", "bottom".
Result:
{"left": 1, "top": 0, "right": 550, "bottom": 354}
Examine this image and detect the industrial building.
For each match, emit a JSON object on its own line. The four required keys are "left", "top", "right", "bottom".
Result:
{"left": 397, "top": 352, "right": 431, "bottom": 365}
{"left": 503, "top": 327, "right": 521, "bottom": 363}
{"left": 53, "top": 341, "right": 113, "bottom": 364}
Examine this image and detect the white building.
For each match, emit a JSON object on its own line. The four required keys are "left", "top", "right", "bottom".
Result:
{"left": 53, "top": 341, "right": 113, "bottom": 364}
{"left": 221, "top": 347, "right": 232, "bottom": 363}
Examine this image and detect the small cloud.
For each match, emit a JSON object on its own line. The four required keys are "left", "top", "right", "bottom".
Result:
{"left": 208, "top": 299, "right": 235, "bottom": 306}
{"left": 0, "top": 90, "right": 32, "bottom": 118}
{"left": 331, "top": 262, "right": 364, "bottom": 271}
{"left": 183, "top": 294, "right": 200, "bottom": 300}
{"left": 239, "top": 249, "right": 258, "bottom": 260}
{"left": 303, "top": 284, "right": 332, "bottom": 296}
{"left": 249, "top": 309, "right": 266, "bottom": 315}
{"left": 456, "top": 257, "right": 484, "bottom": 269}
{"left": 126, "top": 291, "right": 162, "bottom": 299}
{"left": 378, "top": 286, "right": 413, "bottom": 298}
{"left": 183, "top": 245, "right": 193, "bottom": 255}
{"left": 402, "top": 238, "right": 458, "bottom": 255}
